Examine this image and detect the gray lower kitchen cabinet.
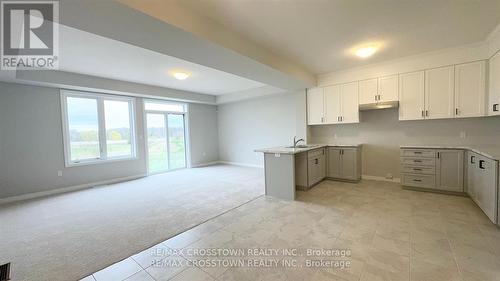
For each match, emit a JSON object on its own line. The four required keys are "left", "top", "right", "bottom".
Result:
{"left": 401, "top": 148, "right": 464, "bottom": 192}
{"left": 308, "top": 156, "right": 325, "bottom": 186}
{"left": 296, "top": 147, "right": 326, "bottom": 190}
{"left": 327, "top": 147, "right": 361, "bottom": 181}
{"left": 436, "top": 150, "right": 464, "bottom": 192}
{"left": 327, "top": 148, "right": 341, "bottom": 178}
{"left": 466, "top": 151, "right": 478, "bottom": 198}
{"left": 467, "top": 152, "right": 498, "bottom": 223}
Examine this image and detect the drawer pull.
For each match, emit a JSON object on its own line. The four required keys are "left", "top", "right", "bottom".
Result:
{"left": 413, "top": 168, "right": 422, "bottom": 171}
{"left": 413, "top": 160, "right": 422, "bottom": 162}
{"left": 413, "top": 179, "right": 422, "bottom": 182}
{"left": 414, "top": 151, "right": 422, "bottom": 154}
{"left": 479, "top": 160, "right": 485, "bottom": 170}
{"left": 494, "top": 104, "right": 499, "bottom": 112}
{"left": 470, "top": 155, "right": 475, "bottom": 164}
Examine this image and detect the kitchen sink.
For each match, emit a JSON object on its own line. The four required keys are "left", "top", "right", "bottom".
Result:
{"left": 285, "top": 145, "right": 317, "bottom": 149}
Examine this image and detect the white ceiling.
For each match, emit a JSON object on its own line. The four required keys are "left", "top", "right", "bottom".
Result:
{"left": 180, "top": 0, "right": 500, "bottom": 74}
{"left": 58, "top": 25, "right": 265, "bottom": 96}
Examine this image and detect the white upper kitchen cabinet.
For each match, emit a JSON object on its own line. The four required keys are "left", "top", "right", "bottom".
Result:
{"left": 307, "top": 87, "right": 324, "bottom": 125}
{"left": 454, "top": 61, "right": 486, "bottom": 118}
{"left": 425, "top": 66, "right": 455, "bottom": 119}
{"left": 489, "top": 51, "right": 500, "bottom": 116}
{"left": 324, "top": 85, "right": 341, "bottom": 124}
{"left": 378, "top": 75, "right": 399, "bottom": 102}
{"left": 340, "top": 81, "right": 359, "bottom": 123}
{"left": 359, "top": 78, "right": 378, "bottom": 105}
{"left": 399, "top": 71, "right": 425, "bottom": 120}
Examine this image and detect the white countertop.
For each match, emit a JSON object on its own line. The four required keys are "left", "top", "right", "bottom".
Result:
{"left": 401, "top": 145, "right": 500, "bottom": 160}
{"left": 255, "top": 144, "right": 362, "bottom": 155}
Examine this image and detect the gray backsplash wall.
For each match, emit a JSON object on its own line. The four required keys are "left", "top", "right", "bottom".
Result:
{"left": 308, "top": 109, "right": 500, "bottom": 179}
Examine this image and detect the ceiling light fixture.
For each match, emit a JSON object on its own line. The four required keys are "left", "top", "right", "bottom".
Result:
{"left": 172, "top": 72, "right": 190, "bottom": 80}
{"left": 355, "top": 46, "right": 377, "bottom": 58}
{"left": 348, "top": 41, "right": 385, "bottom": 59}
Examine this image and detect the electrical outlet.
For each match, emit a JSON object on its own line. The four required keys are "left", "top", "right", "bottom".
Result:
{"left": 460, "top": 131, "right": 466, "bottom": 139}
{"left": 57, "top": 170, "right": 63, "bottom": 177}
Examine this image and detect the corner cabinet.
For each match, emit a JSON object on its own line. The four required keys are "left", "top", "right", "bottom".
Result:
{"left": 466, "top": 151, "right": 498, "bottom": 223}
{"left": 307, "top": 82, "right": 359, "bottom": 125}
{"left": 327, "top": 147, "right": 361, "bottom": 181}
{"left": 489, "top": 51, "right": 500, "bottom": 116}
{"left": 455, "top": 61, "right": 486, "bottom": 118}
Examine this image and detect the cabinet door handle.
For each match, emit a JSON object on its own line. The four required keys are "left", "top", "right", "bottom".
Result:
{"left": 479, "top": 160, "right": 485, "bottom": 170}
{"left": 425, "top": 110, "right": 429, "bottom": 117}
{"left": 470, "top": 155, "right": 475, "bottom": 164}
{"left": 437, "top": 152, "right": 440, "bottom": 159}
{"left": 421, "top": 110, "right": 424, "bottom": 117}
{"left": 315, "top": 158, "right": 318, "bottom": 165}
{"left": 455, "top": 108, "right": 459, "bottom": 115}
{"left": 494, "top": 104, "right": 499, "bottom": 112}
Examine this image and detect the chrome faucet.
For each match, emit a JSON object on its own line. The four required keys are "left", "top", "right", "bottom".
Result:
{"left": 293, "top": 136, "right": 305, "bottom": 148}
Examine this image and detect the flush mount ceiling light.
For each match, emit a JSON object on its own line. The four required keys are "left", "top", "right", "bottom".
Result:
{"left": 172, "top": 71, "right": 190, "bottom": 80}
{"left": 355, "top": 46, "right": 377, "bottom": 58}
{"left": 349, "top": 41, "right": 385, "bottom": 59}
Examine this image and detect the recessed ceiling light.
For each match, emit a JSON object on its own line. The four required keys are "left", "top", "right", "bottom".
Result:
{"left": 355, "top": 46, "right": 377, "bottom": 58}
{"left": 172, "top": 72, "right": 190, "bottom": 80}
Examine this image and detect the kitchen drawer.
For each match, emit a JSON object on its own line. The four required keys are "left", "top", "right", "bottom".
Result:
{"left": 402, "top": 165, "right": 435, "bottom": 175}
{"left": 308, "top": 148, "right": 325, "bottom": 159}
{"left": 401, "top": 157, "right": 435, "bottom": 167}
{"left": 401, "top": 149, "right": 435, "bottom": 158}
{"left": 401, "top": 174, "right": 436, "bottom": 189}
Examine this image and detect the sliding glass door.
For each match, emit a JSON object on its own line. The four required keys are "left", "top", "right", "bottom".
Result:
{"left": 145, "top": 101, "right": 187, "bottom": 174}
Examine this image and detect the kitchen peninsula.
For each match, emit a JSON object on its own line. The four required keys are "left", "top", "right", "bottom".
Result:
{"left": 255, "top": 144, "right": 362, "bottom": 200}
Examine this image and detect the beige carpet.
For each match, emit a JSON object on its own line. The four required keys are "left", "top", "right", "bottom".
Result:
{"left": 0, "top": 164, "right": 264, "bottom": 281}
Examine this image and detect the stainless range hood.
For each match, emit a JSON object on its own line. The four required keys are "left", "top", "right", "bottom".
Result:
{"left": 359, "top": 101, "right": 399, "bottom": 111}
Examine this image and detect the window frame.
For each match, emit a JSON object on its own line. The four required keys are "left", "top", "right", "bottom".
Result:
{"left": 61, "top": 89, "right": 137, "bottom": 167}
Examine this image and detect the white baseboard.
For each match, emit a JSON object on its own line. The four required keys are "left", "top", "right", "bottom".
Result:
{"left": 218, "top": 161, "right": 264, "bottom": 169}
{"left": 0, "top": 174, "right": 146, "bottom": 205}
{"left": 191, "top": 161, "right": 220, "bottom": 168}
{"left": 362, "top": 175, "right": 401, "bottom": 183}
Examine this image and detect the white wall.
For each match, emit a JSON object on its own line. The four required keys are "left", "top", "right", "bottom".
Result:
{"left": 217, "top": 91, "right": 306, "bottom": 166}
{"left": 0, "top": 81, "right": 219, "bottom": 199}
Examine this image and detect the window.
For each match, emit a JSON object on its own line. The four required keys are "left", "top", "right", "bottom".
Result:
{"left": 61, "top": 90, "right": 136, "bottom": 166}
{"left": 144, "top": 101, "right": 186, "bottom": 113}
